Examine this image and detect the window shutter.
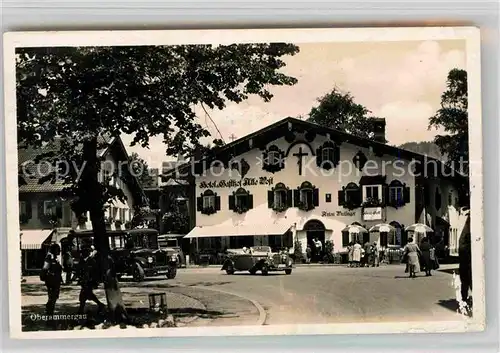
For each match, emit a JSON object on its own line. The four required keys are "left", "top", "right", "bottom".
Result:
{"left": 316, "top": 147, "right": 323, "bottom": 167}
{"left": 381, "top": 185, "right": 388, "bottom": 205}
{"left": 404, "top": 186, "right": 411, "bottom": 204}
{"left": 262, "top": 151, "right": 268, "bottom": 170}
{"left": 401, "top": 228, "right": 408, "bottom": 246}
{"left": 363, "top": 232, "right": 370, "bottom": 245}
{"left": 380, "top": 232, "right": 388, "bottom": 247}
{"left": 286, "top": 189, "right": 293, "bottom": 207}
{"left": 26, "top": 201, "right": 32, "bottom": 219}
{"left": 338, "top": 189, "right": 345, "bottom": 206}
{"left": 228, "top": 195, "right": 235, "bottom": 210}
{"left": 342, "top": 231, "right": 349, "bottom": 247}
{"left": 355, "top": 188, "right": 363, "bottom": 206}
{"left": 196, "top": 196, "right": 203, "bottom": 211}
{"left": 248, "top": 194, "right": 254, "bottom": 209}
{"left": 279, "top": 151, "right": 285, "bottom": 169}
{"left": 313, "top": 188, "right": 319, "bottom": 206}
{"left": 293, "top": 189, "right": 300, "bottom": 207}
{"left": 267, "top": 190, "right": 274, "bottom": 208}
{"left": 215, "top": 195, "right": 221, "bottom": 211}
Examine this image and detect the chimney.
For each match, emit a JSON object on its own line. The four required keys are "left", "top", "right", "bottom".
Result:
{"left": 370, "top": 118, "right": 386, "bottom": 143}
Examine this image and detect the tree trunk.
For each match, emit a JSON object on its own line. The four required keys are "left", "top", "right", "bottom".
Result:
{"left": 82, "top": 138, "right": 128, "bottom": 324}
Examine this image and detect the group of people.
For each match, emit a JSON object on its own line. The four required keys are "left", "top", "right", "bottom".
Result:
{"left": 41, "top": 237, "right": 105, "bottom": 326}
{"left": 346, "top": 241, "right": 380, "bottom": 267}
{"left": 305, "top": 238, "right": 323, "bottom": 263}
{"left": 402, "top": 236, "right": 440, "bottom": 278}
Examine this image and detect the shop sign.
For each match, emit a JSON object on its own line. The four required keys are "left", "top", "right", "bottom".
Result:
{"left": 199, "top": 176, "right": 273, "bottom": 189}
{"left": 321, "top": 210, "right": 356, "bottom": 217}
{"left": 362, "top": 207, "right": 383, "bottom": 221}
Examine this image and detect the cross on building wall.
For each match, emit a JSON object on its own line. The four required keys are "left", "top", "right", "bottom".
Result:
{"left": 293, "top": 147, "right": 309, "bottom": 176}
{"left": 229, "top": 134, "right": 237, "bottom": 141}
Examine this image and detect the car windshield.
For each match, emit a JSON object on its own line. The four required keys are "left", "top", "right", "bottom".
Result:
{"left": 251, "top": 246, "right": 271, "bottom": 253}
{"left": 133, "top": 232, "right": 159, "bottom": 249}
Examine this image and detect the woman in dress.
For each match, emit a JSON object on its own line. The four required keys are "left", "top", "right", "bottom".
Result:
{"left": 347, "top": 242, "right": 354, "bottom": 267}
{"left": 352, "top": 240, "right": 362, "bottom": 267}
{"left": 419, "top": 237, "right": 433, "bottom": 276}
{"left": 403, "top": 237, "right": 421, "bottom": 278}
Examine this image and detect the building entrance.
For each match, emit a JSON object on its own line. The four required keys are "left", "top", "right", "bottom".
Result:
{"left": 303, "top": 219, "right": 326, "bottom": 263}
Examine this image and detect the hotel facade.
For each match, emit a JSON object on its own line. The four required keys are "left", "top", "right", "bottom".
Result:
{"left": 169, "top": 117, "right": 469, "bottom": 260}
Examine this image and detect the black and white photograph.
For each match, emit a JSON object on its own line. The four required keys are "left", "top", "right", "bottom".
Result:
{"left": 3, "top": 27, "right": 484, "bottom": 339}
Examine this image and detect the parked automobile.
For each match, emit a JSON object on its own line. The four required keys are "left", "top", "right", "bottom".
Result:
{"left": 66, "top": 228, "right": 178, "bottom": 282}
{"left": 221, "top": 246, "right": 293, "bottom": 276}
{"left": 158, "top": 234, "right": 186, "bottom": 268}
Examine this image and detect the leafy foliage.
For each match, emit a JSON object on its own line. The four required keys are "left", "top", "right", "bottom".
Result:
{"left": 322, "top": 240, "right": 335, "bottom": 263}
{"left": 293, "top": 238, "right": 304, "bottom": 263}
{"left": 428, "top": 69, "right": 468, "bottom": 174}
{"left": 129, "top": 152, "right": 156, "bottom": 188}
{"left": 307, "top": 88, "right": 386, "bottom": 142}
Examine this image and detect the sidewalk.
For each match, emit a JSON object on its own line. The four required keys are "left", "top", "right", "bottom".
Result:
{"left": 21, "top": 276, "right": 263, "bottom": 330}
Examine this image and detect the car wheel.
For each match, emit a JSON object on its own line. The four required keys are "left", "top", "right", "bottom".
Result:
{"left": 226, "top": 263, "right": 235, "bottom": 275}
{"left": 261, "top": 265, "right": 269, "bottom": 276}
{"left": 284, "top": 269, "right": 292, "bottom": 275}
{"left": 166, "top": 267, "right": 177, "bottom": 279}
{"left": 132, "top": 263, "right": 145, "bottom": 282}
{"left": 249, "top": 268, "right": 257, "bottom": 275}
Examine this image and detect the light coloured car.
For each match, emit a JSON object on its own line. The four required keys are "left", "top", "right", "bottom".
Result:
{"left": 221, "top": 246, "right": 293, "bottom": 276}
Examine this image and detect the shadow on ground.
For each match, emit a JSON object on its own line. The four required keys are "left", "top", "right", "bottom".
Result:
{"left": 437, "top": 298, "right": 472, "bottom": 317}
{"left": 21, "top": 283, "right": 74, "bottom": 297}
{"left": 21, "top": 303, "right": 229, "bottom": 331}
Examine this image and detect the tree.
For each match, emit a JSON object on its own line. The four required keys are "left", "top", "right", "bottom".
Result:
{"left": 129, "top": 152, "right": 155, "bottom": 188}
{"left": 16, "top": 43, "right": 299, "bottom": 324}
{"left": 307, "top": 88, "right": 386, "bottom": 142}
{"left": 428, "top": 68, "right": 468, "bottom": 174}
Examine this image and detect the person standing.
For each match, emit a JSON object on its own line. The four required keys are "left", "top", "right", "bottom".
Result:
{"left": 362, "top": 241, "right": 371, "bottom": 267}
{"left": 314, "top": 238, "right": 323, "bottom": 262}
{"left": 458, "top": 230, "right": 472, "bottom": 303}
{"left": 352, "top": 241, "right": 362, "bottom": 267}
{"left": 77, "top": 246, "right": 106, "bottom": 315}
{"left": 306, "top": 245, "right": 312, "bottom": 264}
{"left": 347, "top": 242, "right": 354, "bottom": 267}
{"left": 371, "top": 242, "right": 379, "bottom": 267}
{"left": 403, "top": 237, "right": 421, "bottom": 278}
{"left": 40, "top": 243, "right": 63, "bottom": 328}
{"left": 419, "top": 237, "right": 433, "bottom": 276}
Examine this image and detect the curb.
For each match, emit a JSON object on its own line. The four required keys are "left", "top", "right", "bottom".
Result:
{"left": 182, "top": 285, "right": 267, "bottom": 326}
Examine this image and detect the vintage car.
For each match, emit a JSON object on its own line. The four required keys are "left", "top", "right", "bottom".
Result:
{"left": 66, "top": 228, "right": 179, "bottom": 282}
{"left": 221, "top": 246, "right": 293, "bottom": 275}
{"left": 158, "top": 233, "right": 187, "bottom": 268}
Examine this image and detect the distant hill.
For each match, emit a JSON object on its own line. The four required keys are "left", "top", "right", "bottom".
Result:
{"left": 397, "top": 141, "right": 446, "bottom": 161}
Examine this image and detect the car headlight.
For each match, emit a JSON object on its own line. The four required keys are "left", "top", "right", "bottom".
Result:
{"left": 170, "top": 255, "right": 177, "bottom": 261}
{"left": 147, "top": 256, "right": 154, "bottom": 263}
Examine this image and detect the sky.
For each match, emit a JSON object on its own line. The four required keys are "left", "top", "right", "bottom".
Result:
{"left": 122, "top": 39, "right": 466, "bottom": 170}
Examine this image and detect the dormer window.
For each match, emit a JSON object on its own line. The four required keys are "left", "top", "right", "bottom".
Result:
{"left": 262, "top": 145, "right": 285, "bottom": 173}
{"left": 293, "top": 181, "right": 319, "bottom": 211}
{"left": 316, "top": 141, "right": 340, "bottom": 170}
{"left": 197, "top": 190, "right": 221, "bottom": 215}
{"left": 268, "top": 182, "right": 292, "bottom": 212}
{"left": 229, "top": 188, "right": 254, "bottom": 214}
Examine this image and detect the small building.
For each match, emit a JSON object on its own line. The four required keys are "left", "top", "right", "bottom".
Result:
{"left": 18, "top": 136, "right": 146, "bottom": 273}
{"left": 166, "top": 117, "right": 469, "bottom": 263}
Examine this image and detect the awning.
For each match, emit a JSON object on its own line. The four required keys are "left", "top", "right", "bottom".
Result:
{"left": 184, "top": 221, "right": 292, "bottom": 239}
{"left": 20, "top": 229, "right": 54, "bottom": 250}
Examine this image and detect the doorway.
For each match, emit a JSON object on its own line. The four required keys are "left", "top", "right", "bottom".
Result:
{"left": 303, "top": 219, "right": 326, "bottom": 263}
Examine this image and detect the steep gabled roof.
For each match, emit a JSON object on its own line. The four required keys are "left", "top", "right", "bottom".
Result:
{"left": 163, "top": 117, "right": 467, "bottom": 182}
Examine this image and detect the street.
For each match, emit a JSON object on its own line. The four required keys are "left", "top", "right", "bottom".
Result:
{"left": 21, "top": 265, "right": 462, "bottom": 330}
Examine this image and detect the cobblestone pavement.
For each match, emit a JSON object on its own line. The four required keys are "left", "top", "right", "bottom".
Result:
{"left": 21, "top": 264, "right": 461, "bottom": 330}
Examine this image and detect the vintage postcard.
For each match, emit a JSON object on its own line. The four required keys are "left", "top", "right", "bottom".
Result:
{"left": 3, "top": 27, "right": 484, "bottom": 339}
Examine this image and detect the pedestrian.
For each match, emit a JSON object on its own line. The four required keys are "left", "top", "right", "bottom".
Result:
{"left": 40, "top": 243, "right": 63, "bottom": 328}
{"left": 347, "top": 242, "right": 354, "bottom": 267}
{"left": 402, "top": 237, "right": 421, "bottom": 278}
{"left": 458, "top": 230, "right": 472, "bottom": 303}
{"left": 314, "top": 238, "right": 323, "bottom": 262}
{"left": 352, "top": 241, "right": 362, "bottom": 267}
{"left": 419, "top": 237, "right": 433, "bottom": 276}
{"left": 62, "top": 244, "right": 74, "bottom": 285}
{"left": 306, "top": 245, "right": 312, "bottom": 264}
{"left": 362, "top": 241, "right": 371, "bottom": 267}
{"left": 77, "top": 246, "right": 106, "bottom": 315}
{"left": 371, "top": 242, "right": 379, "bottom": 267}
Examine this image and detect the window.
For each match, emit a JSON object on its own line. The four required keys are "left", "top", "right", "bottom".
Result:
{"left": 274, "top": 189, "right": 287, "bottom": 208}
{"left": 300, "top": 188, "right": 313, "bottom": 208}
{"left": 203, "top": 194, "right": 215, "bottom": 209}
{"left": 294, "top": 181, "right": 319, "bottom": 211}
{"left": 325, "top": 193, "right": 332, "bottom": 203}
{"left": 316, "top": 141, "right": 340, "bottom": 170}
{"left": 389, "top": 186, "right": 403, "bottom": 205}
{"left": 268, "top": 151, "right": 280, "bottom": 166}
{"left": 43, "top": 201, "right": 56, "bottom": 216}
{"left": 339, "top": 183, "right": 362, "bottom": 209}
{"left": 197, "top": 190, "right": 220, "bottom": 215}
{"left": 19, "top": 201, "right": 27, "bottom": 215}
{"left": 363, "top": 185, "right": 380, "bottom": 201}
{"left": 322, "top": 147, "right": 334, "bottom": 163}
{"left": 229, "top": 188, "right": 253, "bottom": 213}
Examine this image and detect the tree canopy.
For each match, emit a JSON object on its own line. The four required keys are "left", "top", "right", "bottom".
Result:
{"left": 307, "top": 87, "right": 386, "bottom": 143}
{"left": 428, "top": 68, "right": 468, "bottom": 174}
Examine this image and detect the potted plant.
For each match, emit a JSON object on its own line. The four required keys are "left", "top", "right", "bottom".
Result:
{"left": 272, "top": 203, "right": 288, "bottom": 213}
{"left": 201, "top": 206, "right": 216, "bottom": 215}
{"left": 114, "top": 219, "right": 123, "bottom": 229}
{"left": 297, "top": 200, "right": 314, "bottom": 212}
{"left": 362, "top": 197, "right": 382, "bottom": 208}
{"left": 234, "top": 204, "right": 249, "bottom": 214}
